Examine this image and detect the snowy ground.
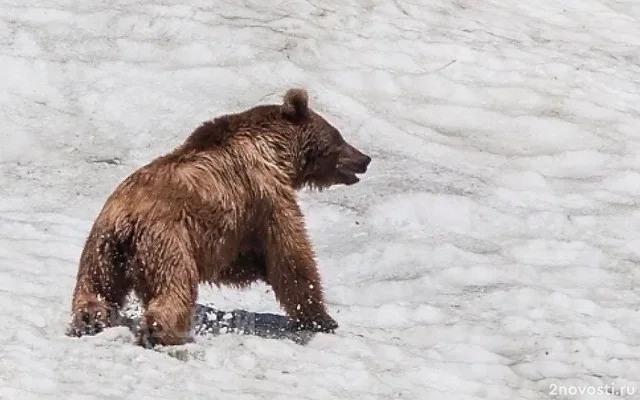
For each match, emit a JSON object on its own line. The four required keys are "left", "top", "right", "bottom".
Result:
{"left": 1, "top": 0, "right": 640, "bottom": 399}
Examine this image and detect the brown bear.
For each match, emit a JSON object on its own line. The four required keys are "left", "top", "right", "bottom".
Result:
{"left": 66, "top": 88, "right": 371, "bottom": 347}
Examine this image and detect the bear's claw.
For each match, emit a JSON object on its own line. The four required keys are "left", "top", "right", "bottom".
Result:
{"left": 67, "top": 302, "right": 113, "bottom": 337}
{"left": 136, "top": 318, "right": 162, "bottom": 349}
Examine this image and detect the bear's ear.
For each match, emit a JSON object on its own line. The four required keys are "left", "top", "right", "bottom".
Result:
{"left": 282, "top": 88, "right": 309, "bottom": 120}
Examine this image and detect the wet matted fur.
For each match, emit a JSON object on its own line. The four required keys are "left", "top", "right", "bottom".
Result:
{"left": 67, "top": 88, "right": 371, "bottom": 347}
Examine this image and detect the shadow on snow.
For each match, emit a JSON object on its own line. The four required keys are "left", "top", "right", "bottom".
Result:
{"left": 119, "top": 303, "right": 317, "bottom": 347}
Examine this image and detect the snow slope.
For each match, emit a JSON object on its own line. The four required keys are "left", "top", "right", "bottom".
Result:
{"left": 1, "top": 0, "right": 640, "bottom": 398}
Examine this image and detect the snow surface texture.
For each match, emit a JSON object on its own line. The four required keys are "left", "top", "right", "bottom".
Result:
{"left": 1, "top": 0, "right": 640, "bottom": 399}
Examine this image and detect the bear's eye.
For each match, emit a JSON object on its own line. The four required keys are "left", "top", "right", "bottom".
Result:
{"left": 303, "top": 147, "right": 317, "bottom": 167}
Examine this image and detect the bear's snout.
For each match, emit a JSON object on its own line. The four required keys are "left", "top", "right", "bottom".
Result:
{"left": 340, "top": 142, "right": 371, "bottom": 173}
{"left": 354, "top": 153, "right": 371, "bottom": 173}
{"left": 335, "top": 142, "right": 371, "bottom": 185}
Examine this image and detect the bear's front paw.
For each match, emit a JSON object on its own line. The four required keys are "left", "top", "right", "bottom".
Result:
{"left": 67, "top": 301, "right": 114, "bottom": 337}
{"left": 289, "top": 314, "right": 338, "bottom": 333}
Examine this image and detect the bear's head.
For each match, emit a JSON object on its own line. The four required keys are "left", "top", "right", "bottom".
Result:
{"left": 281, "top": 88, "right": 371, "bottom": 190}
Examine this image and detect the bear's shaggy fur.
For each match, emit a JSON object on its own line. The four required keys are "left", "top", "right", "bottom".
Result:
{"left": 66, "top": 88, "right": 371, "bottom": 347}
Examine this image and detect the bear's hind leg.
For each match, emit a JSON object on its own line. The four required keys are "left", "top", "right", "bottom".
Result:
{"left": 136, "top": 279, "right": 198, "bottom": 348}
{"left": 67, "top": 232, "right": 132, "bottom": 337}
{"left": 133, "top": 237, "right": 199, "bottom": 348}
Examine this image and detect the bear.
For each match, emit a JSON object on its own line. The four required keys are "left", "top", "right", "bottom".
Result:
{"left": 66, "top": 88, "right": 371, "bottom": 347}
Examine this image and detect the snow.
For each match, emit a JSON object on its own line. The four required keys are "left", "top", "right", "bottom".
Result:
{"left": 1, "top": 0, "right": 640, "bottom": 398}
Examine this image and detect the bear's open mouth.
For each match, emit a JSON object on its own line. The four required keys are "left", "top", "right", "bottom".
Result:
{"left": 336, "top": 163, "right": 363, "bottom": 185}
